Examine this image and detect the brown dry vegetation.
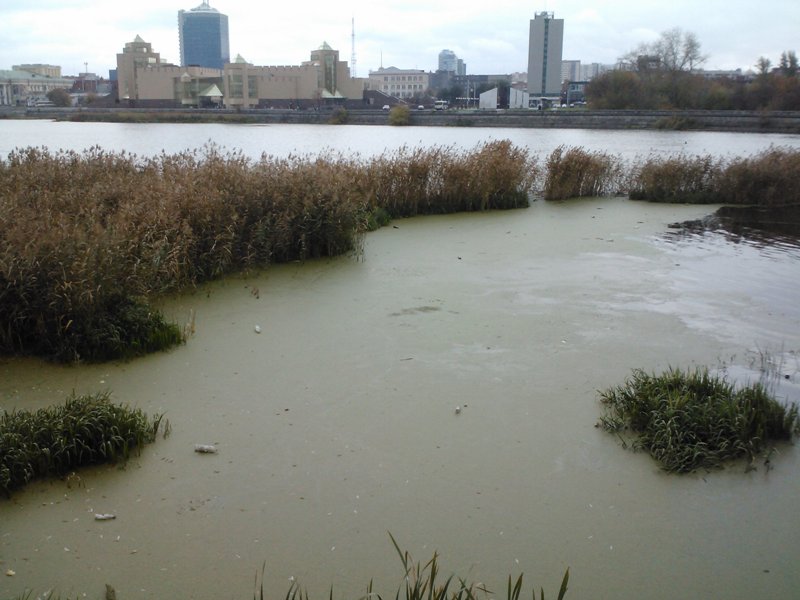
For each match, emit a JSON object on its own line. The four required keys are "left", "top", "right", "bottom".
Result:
{"left": 628, "top": 154, "right": 723, "bottom": 203}
{"left": 628, "top": 148, "right": 800, "bottom": 205}
{"left": 543, "top": 146, "right": 625, "bottom": 201}
{"left": 0, "top": 141, "right": 535, "bottom": 361}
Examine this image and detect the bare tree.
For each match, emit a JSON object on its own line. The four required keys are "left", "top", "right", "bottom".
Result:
{"left": 618, "top": 28, "right": 707, "bottom": 72}
{"left": 755, "top": 56, "right": 772, "bottom": 76}
{"left": 779, "top": 50, "right": 798, "bottom": 76}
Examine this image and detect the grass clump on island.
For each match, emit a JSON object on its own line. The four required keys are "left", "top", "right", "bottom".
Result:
{"left": 0, "top": 141, "right": 536, "bottom": 362}
{"left": 597, "top": 367, "right": 800, "bottom": 473}
{"left": 0, "top": 391, "right": 164, "bottom": 495}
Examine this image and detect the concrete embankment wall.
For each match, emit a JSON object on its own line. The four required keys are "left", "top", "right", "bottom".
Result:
{"left": 8, "top": 106, "right": 800, "bottom": 133}
{"left": 398, "top": 109, "right": 800, "bottom": 133}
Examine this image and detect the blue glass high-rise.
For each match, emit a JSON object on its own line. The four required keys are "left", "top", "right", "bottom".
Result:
{"left": 178, "top": 1, "right": 230, "bottom": 70}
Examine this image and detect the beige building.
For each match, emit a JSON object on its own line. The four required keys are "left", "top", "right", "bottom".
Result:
{"left": 223, "top": 55, "right": 317, "bottom": 109}
{"left": 116, "top": 35, "right": 223, "bottom": 107}
{"left": 12, "top": 64, "right": 62, "bottom": 78}
{"left": 366, "top": 67, "right": 429, "bottom": 99}
{"left": 224, "top": 43, "right": 363, "bottom": 109}
{"left": 116, "top": 36, "right": 363, "bottom": 108}
{"left": 116, "top": 35, "right": 164, "bottom": 101}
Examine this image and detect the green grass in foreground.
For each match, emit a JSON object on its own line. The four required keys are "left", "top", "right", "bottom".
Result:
{"left": 0, "top": 392, "right": 163, "bottom": 495}
{"left": 597, "top": 367, "right": 800, "bottom": 473}
{"left": 254, "top": 533, "right": 569, "bottom": 600}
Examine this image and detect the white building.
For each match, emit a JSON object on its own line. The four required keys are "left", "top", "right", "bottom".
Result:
{"left": 561, "top": 60, "right": 581, "bottom": 84}
{"left": 527, "top": 11, "right": 564, "bottom": 96}
{"left": 367, "top": 67, "right": 429, "bottom": 99}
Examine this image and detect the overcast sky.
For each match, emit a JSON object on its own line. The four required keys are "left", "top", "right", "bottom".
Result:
{"left": 1, "top": 0, "right": 796, "bottom": 77}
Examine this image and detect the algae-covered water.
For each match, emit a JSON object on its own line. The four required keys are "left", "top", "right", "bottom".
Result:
{"left": 2, "top": 195, "right": 799, "bottom": 600}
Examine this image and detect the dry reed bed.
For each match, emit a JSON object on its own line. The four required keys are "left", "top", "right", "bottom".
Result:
{"left": 0, "top": 141, "right": 535, "bottom": 361}
{"left": 543, "top": 145, "right": 625, "bottom": 201}
{"left": 543, "top": 146, "right": 800, "bottom": 204}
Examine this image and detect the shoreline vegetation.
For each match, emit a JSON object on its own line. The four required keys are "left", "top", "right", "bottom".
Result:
{"left": 2, "top": 143, "right": 799, "bottom": 362}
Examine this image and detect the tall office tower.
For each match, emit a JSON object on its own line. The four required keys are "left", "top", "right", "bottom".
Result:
{"left": 438, "top": 49, "right": 458, "bottom": 72}
{"left": 178, "top": 1, "right": 230, "bottom": 70}
{"left": 527, "top": 11, "right": 564, "bottom": 96}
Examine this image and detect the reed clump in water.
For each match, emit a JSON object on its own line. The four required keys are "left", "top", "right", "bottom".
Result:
{"left": 367, "top": 141, "right": 536, "bottom": 217}
{"left": 628, "top": 154, "right": 723, "bottom": 203}
{"left": 716, "top": 148, "right": 800, "bottom": 206}
{"left": 0, "top": 391, "right": 163, "bottom": 495}
{"left": 597, "top": 367, "right": 800, "bottom": 473}
{"left": 628, "top": 148, "right": 800, "bottom": 205}
{"left": 0, "top": 142, "right": 536, "bottom": 362}
{"left": 543, "top": 145, "right": 623, "bottom": 201}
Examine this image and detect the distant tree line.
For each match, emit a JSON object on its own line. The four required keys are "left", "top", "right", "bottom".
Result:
{"left": 586, "top": 28, "right": 800, "bottom": 111}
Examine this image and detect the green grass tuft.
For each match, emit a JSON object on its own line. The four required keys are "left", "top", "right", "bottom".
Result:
{"left": 0, "top": 391, "right": 163, "bottom": 494}
{"left": 598, "top": 367, "right": 800, "bottom": 473}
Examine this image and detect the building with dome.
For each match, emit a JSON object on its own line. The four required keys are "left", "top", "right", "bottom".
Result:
{"left": 179, "top": 1, "right": 230, "bottom": 70}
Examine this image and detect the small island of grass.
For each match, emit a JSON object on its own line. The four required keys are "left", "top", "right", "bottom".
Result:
{"left": 597, "top": 367, "right": 800, "bottom": 473}
{"left": 0, "top": 391, "right": 164, "bottom": 495}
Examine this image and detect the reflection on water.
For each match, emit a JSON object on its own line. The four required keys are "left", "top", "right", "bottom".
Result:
{"left": 668, "top": 204, "right": 800, "bottom": 250}
{"left": 662, "top": 208, "right": 800, "bottom": 404}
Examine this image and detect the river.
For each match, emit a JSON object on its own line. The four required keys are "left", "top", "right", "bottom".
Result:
{"left": 1, "top": 122, "right": 800, "bottom": 600}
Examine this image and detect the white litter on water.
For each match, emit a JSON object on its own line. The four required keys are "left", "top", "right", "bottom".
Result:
{"left": 194, "top": 444, "right": 218, "bottom": 454}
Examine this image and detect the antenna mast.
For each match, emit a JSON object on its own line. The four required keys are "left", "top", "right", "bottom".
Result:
{"left": 350, "top": 17, "right": 357, "bottom": 77}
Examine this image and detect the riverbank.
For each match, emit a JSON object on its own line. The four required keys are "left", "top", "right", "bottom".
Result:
{"left": 3, "top": 106, "right": 800, "bottom": 133}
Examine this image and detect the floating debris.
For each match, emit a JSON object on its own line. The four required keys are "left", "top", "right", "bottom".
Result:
{"left": 455, "top": 406, "right": 461, "bottom": 415}
{"left": 194, "top": 444, "right": 218, "bottom": 454}
{"left": 95, "top": 513, "right": 116, "bottom": 521}
{"left": 254, "top": 325, "right": 262, "bottom": 334}
{"left": 5, "top": 569, "right": 15, "bottom": 577}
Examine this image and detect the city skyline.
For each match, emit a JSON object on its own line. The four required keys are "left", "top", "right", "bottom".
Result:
{"left": 1, "top": 0, "right": 797, "bottom": 77}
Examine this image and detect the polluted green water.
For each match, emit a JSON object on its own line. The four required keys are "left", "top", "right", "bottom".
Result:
{"left": 2, "top": 199, "right": 799, "bottom": 600}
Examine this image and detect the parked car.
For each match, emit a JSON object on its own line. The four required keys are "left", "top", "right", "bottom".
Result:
{"left": 382, "top": 105, "right": 390, "bottom": 110}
